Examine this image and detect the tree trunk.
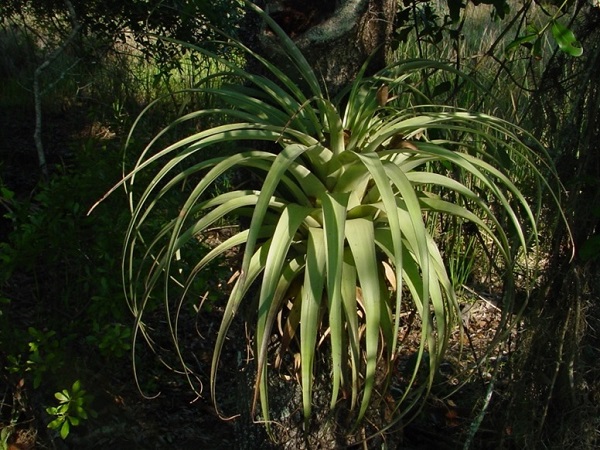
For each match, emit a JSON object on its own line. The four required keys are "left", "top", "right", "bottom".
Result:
{"left": 246, "top": 0, "right": 397, "bottom": 96}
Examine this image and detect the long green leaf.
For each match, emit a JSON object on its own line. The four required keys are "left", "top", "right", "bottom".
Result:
{"left": 321, "top": 191, "right": 350, "bottom": 408}
{"left": 254, "top": 204, "right": 313, "bottom": 421}
{"left": 211, "top": 241, "right": 270, "bottom": 415}
{"left": 243, "top": 1, "right": 322, "bottom": 97}
{"left": 341, "top": 251, "right": 360, "bottom": 410}
{"left": 239, "top": 144, "right": 310, "bottom": 290}
{"left": 300, "top": 227, "right": 327, "bottom": 421}
{"left": 345, "top": 218, "right": 380, "bottom": 422}
{"left": 356, "top": 153, "right": 410, "bottom": 358}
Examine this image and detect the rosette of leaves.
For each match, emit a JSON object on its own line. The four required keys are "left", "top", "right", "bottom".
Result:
{"left": 99, "top": 3, "right": 556, "bottom": 430}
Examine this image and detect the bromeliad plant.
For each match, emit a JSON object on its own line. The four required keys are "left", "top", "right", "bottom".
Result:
{"left": 94, "top": 4, "right": 556, "bottom": 431}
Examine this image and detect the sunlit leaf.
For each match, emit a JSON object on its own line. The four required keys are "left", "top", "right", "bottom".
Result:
{"left": 60, "top": 420, "right": 70, "bottom": 439}
{"left": 551, "top": 20, "right": 583, "bottom": 57}
{"left": 54, "top": 392, "right": 69, "bottom": 402}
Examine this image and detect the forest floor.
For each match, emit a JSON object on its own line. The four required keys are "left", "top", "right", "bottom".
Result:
{"left": 0, "top": 105, "right": 516, "bottom": 449}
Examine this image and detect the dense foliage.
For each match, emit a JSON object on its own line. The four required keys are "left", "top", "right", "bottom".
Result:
{"left": 0, "top": 0, "right": 598, "bottom": 448}
{"left": 103, "top": 5, "right": 559, "bottom": 442}
{"left": 0, "top": 0, "right": 243, "bottom": 66}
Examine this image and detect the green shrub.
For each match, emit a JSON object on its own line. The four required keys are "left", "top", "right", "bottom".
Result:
{"left": 46, "top": 380, "right": 96, "bottom": 439}
{"left": 99, "top": 2, "right": 561, "bottom": 433}
{"left": 0, "top": 142, "right": 132, "bottom": 429}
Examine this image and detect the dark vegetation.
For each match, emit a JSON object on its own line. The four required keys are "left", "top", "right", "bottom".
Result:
{"left": 1, "top": 1, "right": 599, "bottom": 448}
